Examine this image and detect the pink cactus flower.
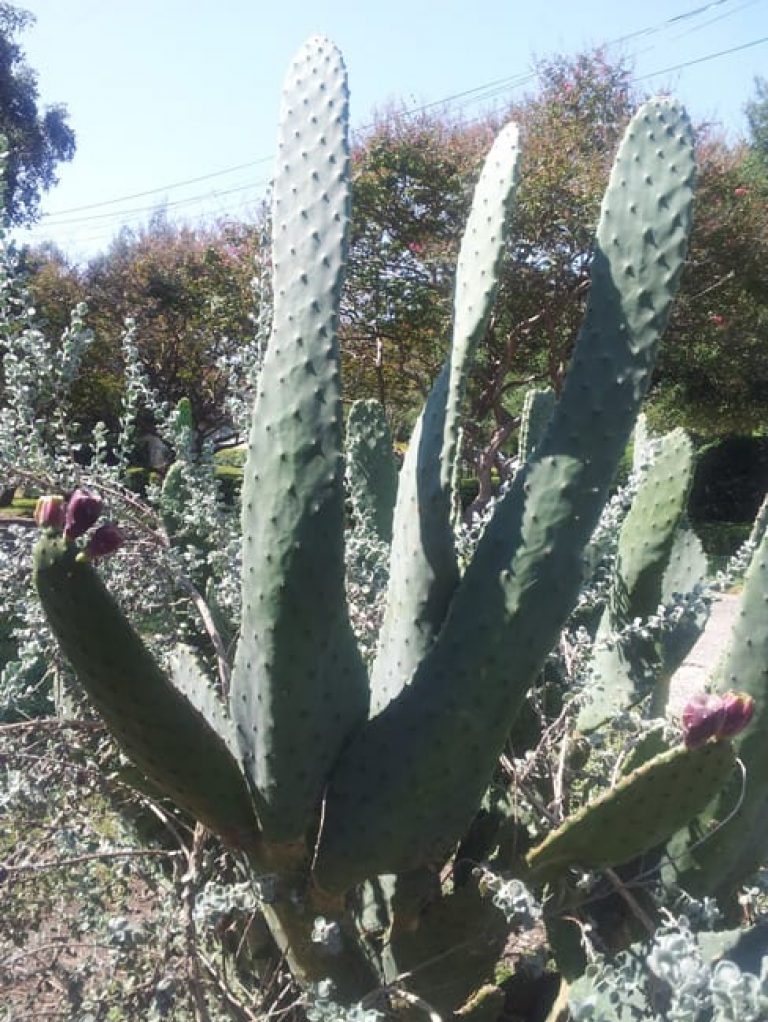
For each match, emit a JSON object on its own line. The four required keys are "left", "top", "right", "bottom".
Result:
{"left": 64, "top": 489, "right": 103, "bottom": 541}
{"left": 682, "top": 693, "right": 727, "bottom": 748}
{"left": 682, "top": 691, "right": 755, "bottom": 748}
{"left": 78, "top": 523, "right": 125, "bottom": 562}
{"left": 709, "top": 313, "right": 725, "bottom": 328}
{"left": 34, "top": 495, "right": 66, "bottom": 530}
{"left": 734, "top": 186, "right": 748, "bottom": 197}
{"left": 718, "top": 692, "right": 755, "bottom": 738}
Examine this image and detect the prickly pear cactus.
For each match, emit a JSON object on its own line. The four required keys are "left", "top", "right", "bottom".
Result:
{"left": 34, "top": 533, "right": 255, "bottom": 843}
{"left": 31, "top": 35, "right": 701, "bottom": 1015}
{"left": 230, "top": 37, "right": 369, "bottom": 844}
{"left": 577, "top": 428, "right": 702, "bottom": 731}
{"left": 315, "top": 96, "right": 696, "bottom": 892}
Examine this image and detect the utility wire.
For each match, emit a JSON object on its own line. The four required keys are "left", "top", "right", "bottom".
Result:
{"left": 35, "top": 0, "right": 753, "bottom": 227}
{"left": 635, "top": 33, "right": 768, "bottom": 80}
{"left": 43, "top": 157, "right": 274, "bottom": 218}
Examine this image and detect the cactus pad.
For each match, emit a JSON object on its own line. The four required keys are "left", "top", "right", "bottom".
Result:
{"left": 34, "top": 534, "right": 257, "bottom": 845}
{"left": 526, "top": 740, "right": 735, "bottom": 880}
{"left": 230, "top": 36, "right": 368, "bottom": 842}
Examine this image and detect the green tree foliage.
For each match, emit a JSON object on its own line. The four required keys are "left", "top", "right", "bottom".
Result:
{"left": 26, "top": 215, "right": 265, "bottom": 443}
{"left": 343, "top": 53, "right": 638, "bottom": 496}
{"left": 343, "top": 109, "right": 491, "bottom": 434}
{"left": 343, "top": 52, "right": 768, "bottom": 495}
{"left": 652, "top": 134, "right": 768, "bottom": 435}
{"left": 745, "top": 75, "right": 768, "bottom": 167}
{"left": 0, "top": 5, "right": 75, "bottom": 225}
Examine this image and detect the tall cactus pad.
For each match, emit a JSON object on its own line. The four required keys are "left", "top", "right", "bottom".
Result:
{"left": 231, "top": 36, "right": 368, "bottom": 842}
{"left": 518, "top": 386, "right": 556, "bottom": 461}
{"left": 526, "top": 740, "right": 735, "bottom": 881}
{"left": 369, "top": 124, "right": 521, "bottom": 713}
{"left": 345, "top": 399, "right": 398, "bottom": 544}
{"left": 34, "top": 534, "right": 257, "bottom": 844}
{"left": 315, "top": 99, "right": 696, "bottom": 892}
{"left": 577, "top": 428, "right": 695, "bottom": 730}
{"left": 666, "top": 526, "right": 768, "bottom": 899}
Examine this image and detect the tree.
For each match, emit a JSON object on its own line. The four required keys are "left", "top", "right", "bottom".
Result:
{"left": 25, "top": 215, "right": 266, "bottom": 442}
{"left": 745, "top": 75, "right": 768, "bottom": 167}
{"left": 0, "top": 5, "right": 75, "bottom": 225}
{"left": 343, "top": 52, "right": 638, "bottom": 498}
{"left": 343, "top": 52, "right": 768, "bottom": 504}
{"left": 651, "top": 132, "right": 768, "bottom": 435}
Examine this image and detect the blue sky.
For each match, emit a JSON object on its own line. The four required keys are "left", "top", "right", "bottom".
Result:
{"left": 15, "top": 0, "right": 768, "bottom": 260}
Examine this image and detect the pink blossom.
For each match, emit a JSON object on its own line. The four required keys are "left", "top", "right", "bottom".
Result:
{"left": 34, "top": 495, "right": 66, "bottom": 530}
{"left": 64, "top": 489, "right": 102, "bottom": 541}
{"left": 682, "top": 693, "right": 727, "bottom": 748}
{"left": 79, "top": 522, "right": 125, "bottom": 562}
{"left": 718, "top": 692, "right": 755, "bottom": 738}
{"left": 682, "top": 691, "right": 754, "bottom": 748}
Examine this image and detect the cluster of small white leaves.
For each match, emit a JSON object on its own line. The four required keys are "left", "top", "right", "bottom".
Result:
{"left": 477, "top": 868, "right": 542, "bottom": 928}
{"left": 306, "top": 981, "right": 384, "bottom": 1022}
{"left": 311, "top": 916, "right": 343, "bottom": 955}
{"left": 600, "top": 587, "right": 710, "bottom": 654}
{"left": 115, "top": 318, "right": 169, "bottom": 472}
{"left": 193, "top": 879, "right": 258, "bottom": 929}
{"left": 571, "top": 916, "right": 768, "bottom": 1022}
{"left": 713, "top": 536, "right": 761, "bottom": 592}
{"left": 0, "top": 236, "right": 93, "bottom": 488}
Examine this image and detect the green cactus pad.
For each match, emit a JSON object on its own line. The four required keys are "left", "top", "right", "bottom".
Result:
{"left": 441, "top": 122, "right": 521, "bottom": 492}
{"left": 34, "top": 534, "right": 257, "bottom": 845}
{"left": 518, "top": 386, "right": 556, "bottom": 461}
{"left": 612, "top": 429, "right": 695, "bottom": 622}
{"left": 345, "top": 399, "right": 398, "bottom": 545}
{"left": 369, "top": 123, "right": 521, "bottom": 714}
{"left": 578, "top": 428, "right": 696, "bottom": 730}
{"left": 169, "top": 645, "right": 239, "bottom": 761}
{"left": 315, "top": 99, "right": 695, "bottom": 892}
{"left": 665, "top": 525, "right": 768, "bottom": 899}
{"left": 526, "top": 740, "right": 735, "bottom": 880}
{"left": 230, "top": 36, "right": 368, "bottom": 842}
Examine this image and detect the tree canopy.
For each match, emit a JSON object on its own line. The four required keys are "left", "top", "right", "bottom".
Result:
{"left": 19, "top": 50, "right": 768, "bottom": 477}
{"left": 342, "top": 51, "right": 768, "bottom": 495}
{"left": 0, "top": 4, "right": 75, "bottom": 225}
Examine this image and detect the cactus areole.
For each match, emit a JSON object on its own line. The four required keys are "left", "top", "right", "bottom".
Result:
{"left": 33, "top": 34, "right": 706, "bottom": 1012}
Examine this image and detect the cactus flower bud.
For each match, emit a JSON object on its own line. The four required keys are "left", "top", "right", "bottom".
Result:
{"left": 682, "top": 691, "right": 755, "bottom": 748}
{"left": 64, "top": 489, "right": 102, "bottom": 541}
{"left": 77, "top": 523, "right": 124, "bottom": 562}
{"left": 718, "top": 692, "right": 755, "bottom": 739}
{"left": 682, "top": 693, "right": 727, "bottom": 748}
{"left": 34, "top": 495, "right": 66, "bottom": 530}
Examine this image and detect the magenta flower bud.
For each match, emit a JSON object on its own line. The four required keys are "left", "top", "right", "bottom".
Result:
{"left": 64, "top": 489, "right": 102, "bottom": 540}
{"left": 682, "top": 693, "right": 727, "bottom": 749}
{"left": 718, "top": 692, "right": 755, "bottom": 739}
{"left": 34, "top": 495, "right": 66, "bottom": 530}
{"left": 79, "top": 523, "right": 124, "bottom": 561}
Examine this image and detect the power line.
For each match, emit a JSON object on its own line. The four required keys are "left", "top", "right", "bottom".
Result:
{"left": 35, "top": 0, "right": 751, "bottom": 226}
{"left": 42, "top": 157, "right": 274, "bottom": 218}
{"left": 636, "top": 33, "right": 768, "bottom": 80}
{"left": 40, "top": 177, "right": 271, "bottom": 228}
{"left": 24, "top": 2, "right": 764, "bottom": 251}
